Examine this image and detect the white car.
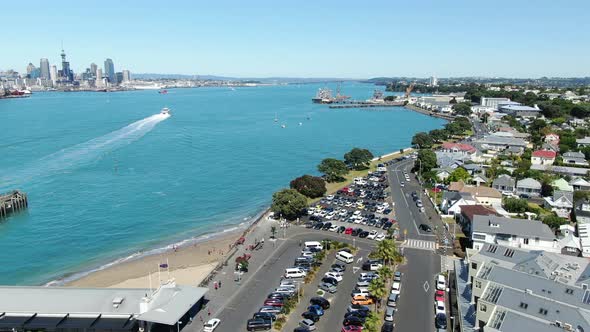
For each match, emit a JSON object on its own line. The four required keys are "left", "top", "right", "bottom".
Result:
{"left": 301, "top": 251, "right": 314, "bottom": 258}
{"left": 367, "top": 230, "right": 378, "bottom": 240}
{"left": 326, "top": 195, "right": 334, "bottom": 200}
{"left": 391, "top": 282, "right": 401, "bottom": 295}
{"left": 324, "top": 272, "right": 343, "bottom": 281}
{"left": 375, "top": 233, "right": 386, "bottom": 241}
{"left": 435, "top": 300, "right": 446, "bottom": 315}
{"left": 436, "top": 275, "right": 446, "bottom": 291}
{"left": 329, "top": 225, "right": 339, "bottom": 232}
{"left": 203, "top": 318, "right": 220, "bottom": 332}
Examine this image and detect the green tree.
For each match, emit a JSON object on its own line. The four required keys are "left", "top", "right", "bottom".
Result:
{"left": 543, "top": 214, "right": 568, "bottom": 230}
{"left": 429, "top": 129, "right": 450, "bottom": 143}
{"left": 503, "top": 198, "right": 529, "bottom": 213}
{"left": 270, "top": 189, "right": 308, "bottom": 220}
{"left": 453, "top": 102, "right": 472, "bottom": 116}
{"left": 290, "top": 174, "right": 326, "bottom": 198}
{"left": 411, "top": 132, "right": 434, "bottom": 148}
{"left": 317, "top": 158, "right": 348, "bottom": 182}
{"left": 541, "top": 182, "right": 554, "bottom": 197}
{"left": 416, "top": 149, "right": 437, "bottom": 173}
{"left": 373, "top": 239, "right": 400, "bottom": 267}
{"left": 344, "top": 148, "right": 374, "bottom": 170}
{"left": 363, "top": 311, "right": 380, "bottom": 332}
{"left": 447, "top": 167, "right": 471, "bottom": 183}
{"left": 377, "top": 265, "right": 393, "bottom": 282}
{"left": 368, "top": 278, "right": 386, "bottom": 311}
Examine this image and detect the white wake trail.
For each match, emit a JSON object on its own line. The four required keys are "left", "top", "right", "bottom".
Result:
{"left": 1, "top": 113, "right": 170, "bottom": 188}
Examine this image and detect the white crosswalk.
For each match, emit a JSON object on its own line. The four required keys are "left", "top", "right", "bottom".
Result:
{"left": 401, "top": 239, "right": 437, "bottom": 251}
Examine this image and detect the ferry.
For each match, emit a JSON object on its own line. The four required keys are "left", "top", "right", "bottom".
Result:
{"left": 160, "top": 107, "right": 171, "bottom": 115}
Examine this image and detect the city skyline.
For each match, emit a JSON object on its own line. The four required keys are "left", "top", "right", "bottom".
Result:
{"left": 2, "top": 0, "right": 590, "bottom": 78}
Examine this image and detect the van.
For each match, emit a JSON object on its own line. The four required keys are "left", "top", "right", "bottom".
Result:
{"left": 284, "top": 268, "right": 306, "bottom": 279}
{"left": 336, "top": 250, "right": 354, "bottom": 264}
{"left": 304, "top": 241, "right": 323, "bottom": 251}
{"left": 387, "top": 293, "right": 398, "bottom": 307}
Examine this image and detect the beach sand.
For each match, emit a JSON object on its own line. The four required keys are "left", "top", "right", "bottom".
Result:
{"left": 67, "top": 231, "right": 241, "bottom": 288}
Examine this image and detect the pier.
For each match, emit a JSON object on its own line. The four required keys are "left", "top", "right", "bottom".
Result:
{"left": 0, "top": 190, "right": 28, "bottom": 219}
{"left": 328, "top": 101, "right": 405, "bottom": 109}
{"left": 404, "top": 104, "right": 456, "bottom": 121}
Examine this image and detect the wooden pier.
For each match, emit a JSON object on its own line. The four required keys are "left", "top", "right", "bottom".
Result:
{"left": 0, "top": 190, "right": 28, "bottom": 219}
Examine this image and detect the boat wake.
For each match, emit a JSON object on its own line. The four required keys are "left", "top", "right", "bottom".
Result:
{"left": 1, "top": 113, "right": 170, "bottom": 188}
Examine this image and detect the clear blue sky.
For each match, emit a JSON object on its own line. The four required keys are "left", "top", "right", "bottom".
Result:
{"left": 4, "top": 0, "right": 590, "bottom": 78}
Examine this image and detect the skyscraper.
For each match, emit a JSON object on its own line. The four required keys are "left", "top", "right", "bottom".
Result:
{"left": 26, "top": 63, "right": 36, "bottom": 75}
{"left": 60, "top": 49, "right": 73, "bottom": 82}
{"left": 122, "top": 70, "right": 131, "bottom": 82}
{"left": 50, "top": 65, "right": 58, "bottom": 84}
{"left": 40, "top": 58, "right": 50, "bottom": 80}
{"left": 90, "top": 63, "right": 97, "bottom": 77}
{"left": 104, "top": 58, "right": 115, "bottom": 83}
{"left": 96, "top": 68, "right": 104, "bottom": 87}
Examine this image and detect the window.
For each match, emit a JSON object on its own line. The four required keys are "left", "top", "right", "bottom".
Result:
{"left": 480, "top": 303, "right": 487, "bottom": 312}
{"left": 471, "top": 262, "right": 478, "bottom": 270}
{"left": 473, "top": 234, "right": 486, "bottom": 241}
{"left": 539, "top": 308, "right": 548, "bottom": 315}
{"left": 565, "top": 288, "right": 574, "bottom": 295}
{"left": 523, "top": 238, "right": 529, "bottom": 245}
{"left": 535, "top": 237, "right": 540, "bottom": 243}
{"left": 519, "top": 302, "right": 528, "bottom": 309}
{"left": 475, "top": 280, "right": 482, "bottom": 289}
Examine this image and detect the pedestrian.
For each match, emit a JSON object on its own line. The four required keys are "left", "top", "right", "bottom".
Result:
{"left": 214, "top": 281, "right": 218, "bottom": 290}
{"left": 218, "top": 280, "right": 222, "bottom": 288}
{"left": 208, "top": 309, "right": 211, "bottom": 317}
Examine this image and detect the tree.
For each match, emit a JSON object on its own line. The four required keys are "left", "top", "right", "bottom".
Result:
{"left": 377, "top": 265, "right": 393, "bottom": 282}
{"left": 541, "top": 182, "right": 554, "bottom": 197}
{"left": 571, "top": 105, "right": 590, "bottom": 119}
{"left": 411, "top": 132, "right": 434, "bottom": 148}
{"left": 543, "top": 214, "right": 568, "bottom": 230}
{"left": 290, "top": 175, "right": 326, "bottom": 198}
{"left": 368, "top": 278, "right": 386, "bottom": 311}
{"left": 429, "top": 129, "right": 449, "bottom": 143}
{"left": 270, "top": 189, "right": 307, "bottom": 220}
{"left": 317, "top": 158, "right": 348, "bottom": 182}
{"left": 344, "top": 148, "right": 374, "bottom": 170}
{"left": 453, "top": 102, "right": 472, "bottom": 116}
{"left": 363, "top": 311, "right": 380, "bottom": 332}
{"left": 447, "top": 167, "right": 471, "bottom": 183}
{"left": 503, "top": 198, "right": 529, "bottom": 213}
{"left": 373, "top": 239, "right": 400, "bottom": 267}
{"left": 416, "top": 149, "right": 437, "bottom": 173}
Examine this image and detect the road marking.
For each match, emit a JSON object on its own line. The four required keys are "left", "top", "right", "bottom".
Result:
{"left": 401, "top": 239, "right": 437, "bottom": 251}
{"left": 423, "top": 281, "right": 430, "bottom": 292}
{"left": 357, "top": 257, "right": 363, "bottom": 264}
{"left": 352, "top": 266, "right": 360, "bottom": 274}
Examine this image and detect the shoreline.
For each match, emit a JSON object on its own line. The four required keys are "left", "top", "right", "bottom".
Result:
{"left": 404, "top": 104, "right": 455, "bottom": 121}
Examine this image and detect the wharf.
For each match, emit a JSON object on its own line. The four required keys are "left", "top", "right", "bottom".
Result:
{"left": 329, "top": 101, "right": 405, "bottom": 109}
{"left": 0, "top": 190, "right": 28, "bottom": 219}
{"left": 404, "top": 104, "right": 455, "bottom": 121}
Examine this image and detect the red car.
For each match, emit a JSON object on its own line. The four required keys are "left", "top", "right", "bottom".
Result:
{"left": 342, "top": 326, "right": 363, "bottom": 332}
{"left": 435, "top": 290, "right": 445, "bottom": 302}
{"left": 345, "top": 227, "right": 353, "bottom": 235}
{"left": 263, "top": 298, "right": 284, "bottom": 307}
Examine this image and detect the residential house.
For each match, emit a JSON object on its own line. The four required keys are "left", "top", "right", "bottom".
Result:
{"left": 440, "top": 191, "right": 476, "bottom": 215}
{"left": 570, "top": 177, "right": 590, "bottom": 191}
{"left": 544, "top": 133, "right": 560, "bottom": 145}
{"left": 574, "top": 199, "right": 590, "bottom": 224}
{"left": 474, "top": 135, "right": 528, "bottom": 155}
{"left": 491, "top": 174, "right": 515, "bottom": 193}
{"left": 530, "top": 164, "right": 590, "bottom": 176}
{"left": 562, "top": 151, "right": 589, "bottom": 166}
{"left": 576, "top": 136, "right": 590, "bottom": 147}
{"left": 432, "top": 167, "right": 452, "bottom": 182}
{"left": 460, "top": 163, "right": 483, "bottom": 176}
{"left": 578, "top": 223, "right": 590, "bottom": 257}
{"left": 558, "top": 224, "right": 582, "bottom": 256}
{"left": 530, "top": 150, "right": 556, "bottom": 166}
{"left": 541, "top": 142, "right": 559, "bottom": 153}
{"left": 471, "top": 215, "right": 558, "bottom": 252}
{"left": 551, "top": 178, "right": 574, "bottom": 192}
{"left": 447, "top": 181, "right": 502, "bottom": 207}
{"left": 543, "top": 190, "right": 574, "bottom": 219}
{"left": 471, "top": 173, "right": 488, "bottom": 186}
{"left": 457, "top": 204, "right": 500, "bottom": 234}
{"left": 435, "top": 142, "right": 480, "bottom": 167}
{"left": 515, "top": 178, "right": 542, "bottom": 197}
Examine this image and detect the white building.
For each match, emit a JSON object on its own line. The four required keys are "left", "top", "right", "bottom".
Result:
{"left": 480, "top": 97, "right": 511, "bottom": 109}
{"left": 122, "top": 70, "right": 131, "bottom": 82}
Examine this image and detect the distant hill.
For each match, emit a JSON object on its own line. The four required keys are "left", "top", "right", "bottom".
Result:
{"left": 132, "top": 73, "right": 360, "bottom": 84}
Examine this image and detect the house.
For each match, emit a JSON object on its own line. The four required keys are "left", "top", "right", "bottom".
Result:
{"left": 530, "top": 164, "right": 590, "bottom": 177}
{"left": 431, "top": 167, "right": 453, "bottom": 181}
{"left": 544, "top": 133, "right": 560, "bottom": 145}
{"left": 570, "top": 177, "right": 590, "bottom": 191}
{"left": 543, "top": 190, "right": 574, "bottom": 219}
{"left": 531, "top": 150, "right": 556, "bottom": 166}
{"left": 492, "top": 174, "right": 515, "bottom": 193}
{"left": 459, "top": 163, "right": 483, "bottom": 176}
{"left": 551, "top": 178, "right": 574, "bottom": 192}
{"left": 558, "top": 224, "right": 582, "bottom": 256}
{"left": 562, "top": 151, "right": 588, "bottom": 166}
{"left": 480, "top": 97, "right": 510, "bottom": 109}
{"left": 574, "top": 199, "right": 590, "bottom": 224}
{"left": 498, "top": 104, "right": 542, "bottom": 118}
{"left": 440, "top": 191, "right": 476, "bottom": 215}
{"left": 474, "top": 135, "right": 528, "bottom": 155}
{"left": 576, "top": 136, "right": 590, "bottom": 147}
{"left": 541, "top": 142, "right": 559, "bottom": 152}
{"left": 515, "top": 178, "right": 542, "bottom": 197}
{"left": 435, "top": 142, "right": 480, "bottom": 167}
{"left": 457, "top": 204, "right": 500, "bottom": 233}
{"left": 471, "top": 215, "right": 558, "bottom": 252}
{"left": 447, "top": 181, "right": 502, "bottom": 206}
{"left": 471, "top": 173, "right": 488, "bottom": 186}
{"left": 578, "top": 223, "right": 590, "bottom": 257}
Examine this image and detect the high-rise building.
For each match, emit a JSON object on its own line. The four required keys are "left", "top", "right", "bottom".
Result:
{"left": 96, "top": 68, "right": 104, "bottom": 87}
{"left": 40, "top": 58, "right": 50, "bottom": 80}
{"left": 50, "top": 65, "right": 58, "bottom": 84}
{"left": 104, "top": 58, "right": 115, "bottom": 83}
{"left": 429, "top": 76, "right": 438, "bottom": 87}
{"left": 59, "top": 49, "right": 73, "bottom": 82}
{"left": 26, "top": 63, "right": 36, "bottom": 76}
{"left": 115, "top": 72, "right": 123, "bottom": 84}
{"left": 122, "top": 70, "right": 130, "bottom": 82}
{"left": 90, "top": 63, "right": 97, "bottom": 77}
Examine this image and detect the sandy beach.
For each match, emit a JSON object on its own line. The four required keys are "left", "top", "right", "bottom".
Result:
{"left": 67, "top": 230, "right": 242, "bottom": 288}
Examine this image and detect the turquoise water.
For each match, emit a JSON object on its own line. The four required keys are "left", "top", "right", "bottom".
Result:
{"left": 0, "top": 83, "right": 444, "bottom": 285}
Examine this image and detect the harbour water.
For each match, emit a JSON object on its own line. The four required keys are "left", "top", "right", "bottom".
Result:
{"left": 0, "top": 83, "right": 445, "bottom": 285}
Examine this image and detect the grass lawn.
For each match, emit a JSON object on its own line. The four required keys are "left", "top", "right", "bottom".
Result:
{"left": 310, "top": 149, "right": 415, "bottom": 204}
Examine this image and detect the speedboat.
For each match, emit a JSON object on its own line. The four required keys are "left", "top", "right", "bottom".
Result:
{"left": 161, "top": 107, "right": 170, "bottom": 115}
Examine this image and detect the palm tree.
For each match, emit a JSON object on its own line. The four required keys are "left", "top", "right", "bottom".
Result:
{"left": 363, "top": 311, "right": 380, "bottom": 332}
{"left": 368, "top": 278, "right": 386, "bottom": 311}
{"left": 377, "top": 265, "right": 393, "bottom": 283}
{"left": 375, "top": 239, "right": 398, "bottom": 267}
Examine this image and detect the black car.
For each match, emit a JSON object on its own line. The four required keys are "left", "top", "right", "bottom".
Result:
{"left": 375, "top": 220, "right": 384, "bottom": 228}
{"left": 309, "top": 296, "right": 330, "bottom": 309}
{"left": 337, "top": 226, "right": 346, "bottom": 233}
{"left": 321, "top": 222, "right": 332, "bottom": 230}
{"left": 358, "top": 231, "right": 369, "bottom": 238}
{"left": 293, "top": 327, "right": 310, "bottom": 332}
{"left": 343, "top": 316, "right": 364, "bottom": 326}
{"left": 381, "top": 322, "right": 395, "bottom": 332}
{"left": 246, "top": 318, "right": 271, "bottom": 331}
{"left": 309, "top": 215, "right": 321, "bottom": 222}
{"left": 330, "top": 263, "right": 346, "bottom": 273}
{"left": 382, "top": 221, "right": 393, "bottom": 230}
{"left": 252, "top": 312, "right": 276, "bottom": 321}
{"left": 313, "top": 222, "right": 324, "bottom": 230}
{"left": 268, "top": 292, "right": 289, "bottom": 300}
{"left": 301, "top": 311, "right": 320, "bottom": 322}
{"left": 351, "top": 228, "right": 363, "bottom": 236}
{"left": 383, "top": 208, "right": 392, "bottom": 214}
{"left": 347, "top": 304, "right": 371, "bottom": 313}
{"left": 435, "top": 313, "right": 448, "bottom": 329}
{"left": 419, "top": 224, "right": 432, "bottom": 232}
{"left": 321, "top": 276, "right": 338, "bottom": 286}
{"left": 345, "top": 309, "right": 369, "bottom": 319}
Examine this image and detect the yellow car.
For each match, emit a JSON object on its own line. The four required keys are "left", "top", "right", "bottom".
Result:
{"left": 351, "top": 295, "right": 374, "bottom": 305}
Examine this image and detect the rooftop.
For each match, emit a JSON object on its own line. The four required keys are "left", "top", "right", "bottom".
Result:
{"left": 472, "top": 215, "right": 556, "bottom": 241}
{"left": 460, "top": 205, "right": 500, "bottom": 221}
{"left": 532, "top": 150, "right": 557, "bottom": 159}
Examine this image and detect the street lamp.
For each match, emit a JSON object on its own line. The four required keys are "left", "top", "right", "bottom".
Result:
{"left": 177, "top": 321, "right": 182, "bottom": 332}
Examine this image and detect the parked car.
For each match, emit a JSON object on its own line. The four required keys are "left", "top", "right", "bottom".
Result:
{"left": 319, "top": 282, "right": 337, "bottom": 293}
{"left": 345, "top": 309, "right": 369, "bottom": 319}
{"left": 351, "top": 295, "right": 374, "bottom": 305}
{"left": 435, "top": 313, "right": 448, "bottom": 329}
{"left": 358, "top": 231, "right": 370, "bottom": 238}
{"left": 301, "top": 311, "right": 320, "bottom": 322}
{"left": 436, "top": 275, "right": 446, "bottom": 291}
{"left": 435, "top": 289, "right": 445, "bottom": 303}
{"left": 347, "top": 304, "right": 371, "bottom": 313}
{"left": 343, "top": 316, "right": 364, "bottom": 327}
{"left": 434, "top": 300, "right": 446, "bottom": 315}
{"left": 393, "top": 271, "right": 402, "bottom": 282}
{"left": 309, "top": 296, "right": 330, "bottom": 309}
{"left": 299, "top": 319, "right": 317, "bottom": 331}
{"left": 321, "top": 276, "right": 339, "bottom": 286}
{"left": 258, "top": 306, "right": 282, "bottom": 314}
{"left": 419, "top": 224, "right": 432, "bottom": 232}
{"left": 381, "top": 322, "right": 395, "bottom": 332}
{"left": 263, "top": 298, "right": 284, "bottom": 307}
{"left": 246, "top": 318, "right": 271, "bottom": 331}
{"left": 390, "top": 282, "right": 401, "bottom": 295}
{"left": 307, "top": 304, "right": 324, "bottom": 316}
{"left": 337, "top": 226, "right": 346, "bottom": 233}
{"left": 341, "top": 326, "right": 363, "bottom": 332}
{"left": 367, "top": 230, "right": 378, "bottom": 239}
{"left": 324, "top": 271, "right": 343, "bottom": 282}
{"left": 252, "top": 312, "right": 276, "bottom": 322}
{"left": 345, "top": 227, "right": 354, "bottom": 235}
{"left": 331, "top": 263, "right": 346, "bottom": 273}
{"left": 203, "top": 318, "right": 221, "bottom": 332}
{"left": 384, "top": 306, "right": 395, "bottom": 322}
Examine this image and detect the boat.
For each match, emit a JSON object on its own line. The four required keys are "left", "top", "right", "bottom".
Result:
{"left": 281, "top": 124, "right": 286, "bottom": 128}
{"left": 160, "top": 107, "right": 171, "bottom": 115}
{"left": 312, "top": 88, "right": 334, "bottom": 104}
{"left": 159, "top": 89, "right": 168, "bottom": 94}
{"left": 274, "top": 112, "right": 278, "bottom": 122}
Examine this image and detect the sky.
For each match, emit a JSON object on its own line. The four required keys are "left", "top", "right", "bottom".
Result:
{"left": 3, "top": 0, "right": 590, "bottom": 78}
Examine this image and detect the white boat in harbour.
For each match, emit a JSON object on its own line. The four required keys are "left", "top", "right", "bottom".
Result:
{"left": 160, "top": 107, "right": 171, "bottom": 115}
